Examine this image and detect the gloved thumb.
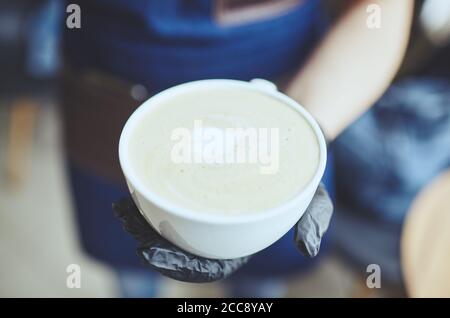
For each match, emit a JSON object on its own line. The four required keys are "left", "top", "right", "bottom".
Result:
{"left": 294, "top": 183, "right": 333, "bottom": 257}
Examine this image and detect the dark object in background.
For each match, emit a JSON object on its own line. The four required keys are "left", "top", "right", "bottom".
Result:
{"left": 0, "top": 1, "right": 27, "bottom": 85}
{"left": 336, "top": 78, "right": 450, "bottom": 225}
{"left": 0, "top": 0, "right": 62, "bottom": 187}
{"left": 397, "top": 0, "right": 450, "bottom": 78}
{"left": 0, "top": 0, "right": 61, "bottom": 94}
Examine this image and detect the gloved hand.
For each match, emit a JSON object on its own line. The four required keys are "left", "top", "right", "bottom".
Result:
{"left": 112, "top": 183, "right": 333, "bottom": 283}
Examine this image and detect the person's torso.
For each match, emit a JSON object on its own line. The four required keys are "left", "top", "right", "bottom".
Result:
{"left": 65, "top": 0, "right": 326, "bottom": 93}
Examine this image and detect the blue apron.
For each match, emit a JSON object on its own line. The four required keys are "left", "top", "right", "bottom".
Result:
{"left": 66, "top": 0, "right": 327, "bottom": 93}
{"left": 66, "top": 0, "right": 333, "bottom": 277}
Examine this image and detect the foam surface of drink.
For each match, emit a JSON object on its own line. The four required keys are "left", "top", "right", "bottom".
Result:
{"left": 128, "top": 87, "right": 319, "bottom": 215}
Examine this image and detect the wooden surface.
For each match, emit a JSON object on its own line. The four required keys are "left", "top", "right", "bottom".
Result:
{"left": 401, "top": 169, "right": 450, "bottom": 297}
{"left": 6, "top": 98, "right": 37, "bottom": 188}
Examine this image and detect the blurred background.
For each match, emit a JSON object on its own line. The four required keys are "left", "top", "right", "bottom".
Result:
{"left": 0, "top": 0, "right": 449, "bottom": 297}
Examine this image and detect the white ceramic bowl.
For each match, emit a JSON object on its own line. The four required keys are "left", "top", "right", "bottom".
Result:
{"left": 119, "top": 79, "right": 327, "bottom": 259}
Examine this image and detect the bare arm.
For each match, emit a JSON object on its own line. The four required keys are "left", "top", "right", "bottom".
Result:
{"left": 286, "top": 0, "right": 414, "bottom": 140}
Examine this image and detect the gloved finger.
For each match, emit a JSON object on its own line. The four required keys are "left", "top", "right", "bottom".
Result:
{"left": 139, "top": 241, "right": 250, "bottom": 283}
{"left": 294, "top": 183, "right": 333, "bottom": 257}
{"left": 114, "top": 197, "right": 250, "bottom": 283}
{"left": 112, "top": 197, "right": 160, "bottom": 244}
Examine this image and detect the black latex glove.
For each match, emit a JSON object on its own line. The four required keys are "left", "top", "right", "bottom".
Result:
{"left": 112, "top": 183, "right": 333, "bottom": 283}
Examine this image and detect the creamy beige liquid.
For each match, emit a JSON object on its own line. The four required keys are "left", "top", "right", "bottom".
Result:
{"left": 128, "top": 87, "right": 319, "bottom": 214}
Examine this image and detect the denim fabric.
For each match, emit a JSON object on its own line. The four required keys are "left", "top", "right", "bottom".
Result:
{"left": 333, "top": 78, "right": 450, "bottom": 284}
{"left": 64, "top": 0, "right": 326, "bottom": 93}
{"left": 26, "top": 0, "right": 62, "bottom": 78}
{"left": 67, "top": 162, "right": 144, "bottom": 269}
{"left": 335, "top": 78, "right": 450, "bottom": 225}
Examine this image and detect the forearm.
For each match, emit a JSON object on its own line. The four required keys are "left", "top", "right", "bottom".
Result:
{"left": 286, "top": 0, "right": 414, "bottom": 140}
